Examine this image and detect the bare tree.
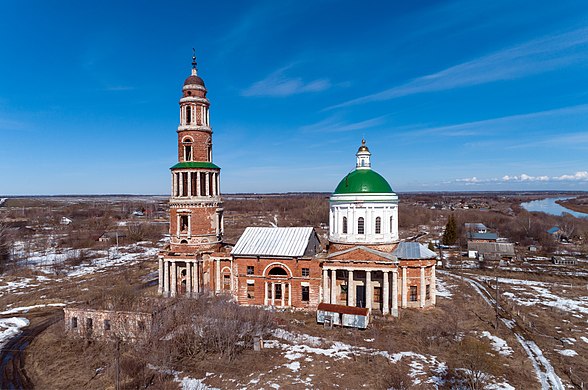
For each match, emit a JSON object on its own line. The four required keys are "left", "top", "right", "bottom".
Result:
{"left": 0, "top": 223, "right": 12, "bottom": 274}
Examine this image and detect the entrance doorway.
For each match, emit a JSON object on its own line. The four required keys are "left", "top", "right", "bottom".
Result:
{"left": 356, "top": 285, "right": 366, "bottom": 308}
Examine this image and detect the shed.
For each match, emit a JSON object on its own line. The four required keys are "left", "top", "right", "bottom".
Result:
{"left": 316, "top": 303, "right": 369, "bottom": 329}
{"left": 552, "top": 256, "right": 577, "bottom": 265}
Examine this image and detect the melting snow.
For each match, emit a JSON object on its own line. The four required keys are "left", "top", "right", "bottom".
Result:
{"left": 0, "top": 317, "right": 30, "bottom": 347}
{"left": 556, "top": 349, "right": 578, "bottom": 357}
{"left": 480, "top": 331, "right": 514, "bottom": 356}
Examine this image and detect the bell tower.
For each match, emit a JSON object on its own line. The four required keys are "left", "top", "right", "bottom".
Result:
{"left": 168, "top": 51, "right": 223, "bottom": 252}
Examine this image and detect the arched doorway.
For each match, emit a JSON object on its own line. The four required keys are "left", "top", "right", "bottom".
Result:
{"left": 265, "top": 265, "right": 291, "bottom": 307}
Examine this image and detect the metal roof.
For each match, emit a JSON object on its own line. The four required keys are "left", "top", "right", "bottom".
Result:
{"left": 467, "top": 232, "right": 498, "bottom": 240}
{"left": 392, "top": 242, "right": 437, "bottom": 259}
{"left": 465, "top": 223, "right": 488, "bottom": 231}
{"left": 467, "top": 242, "right": 515, "bottom": 255}
{"left": 231, "top": 227, "right": 316, "bottom": 257}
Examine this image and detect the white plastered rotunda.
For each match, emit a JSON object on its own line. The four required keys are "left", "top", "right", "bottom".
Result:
{"left": 329, "top": 140, "right": 399, "bottom": 245}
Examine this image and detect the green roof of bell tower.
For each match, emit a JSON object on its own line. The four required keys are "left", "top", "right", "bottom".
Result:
{"left": 334, "top": 169, "right": 394, "bottom": 194}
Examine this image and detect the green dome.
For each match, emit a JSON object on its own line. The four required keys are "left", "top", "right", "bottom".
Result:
{"left": 334, "top": 169, "right": 394, "bottom": 194}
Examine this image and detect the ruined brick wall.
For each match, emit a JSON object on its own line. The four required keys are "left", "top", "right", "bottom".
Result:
{"left": 64, "top": 307, "right": 153, "bottom": 341}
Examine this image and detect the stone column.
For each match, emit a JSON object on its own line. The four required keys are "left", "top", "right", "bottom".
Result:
{"left": 347, "top": 270, "right": 355, "bottom": 307}
{"left": 401, "top": 266, "right": 407, "bottom": 308}
{"left": 366, "top": 270, "right": 372, "bottom": 310}
{"left": 205, "top": 173, "right": 210, "bottom": 196}
{"left": 330, "top": 269, "right": 337, "bottom": 304}
{"left": 193, "top": 261, "right": 199, "bottom": 294}
{"left": 264, "top": 282, "right": 269, "bottom": 306}
{"left": 392, "top": 269, "right": 399, "bottom": 317}
{"left": 420, "top": 266, "right": 426, "bottom": 308}
{"left": 158, "top": 257, "right": 163, "bottom": 295}
{"left": 187, "top": 172, "right": 192, "bottom": 197}
{"left": 323, "top": 268, "right": 329, "bottom": 303}
{"left": 172, "top": 173, "right": 176, "bottom": 197}
{"left": 215, "top": 259, "right": 221, "bottom": 293}
{"left": 196, "top": 172, "right": 201, "bottom": 197}
{"left": 382, "top": 270, "right": 389, "bottom": 315}
{"left": 171, "top": 261, "right": 177, "bottom": 297}
{"left": 179, "top": 173, "right": 184, "bottom": 197}
{"left": 288, "top": 283, "right": 292, "bottom": 307}
{"left": 281, "top": 282, "right": 285, "bottom": 307}
{"left": 431, "top": 264, "right": 437, "bottom": 305}
{"left": 271, "top": 282, "right": 275, "bottom": 306}
{"left": 186, "top": 262, "right": 192, "bottom": 296}
{"left": 163, "top": 259, "right": 169, "bottom": 296}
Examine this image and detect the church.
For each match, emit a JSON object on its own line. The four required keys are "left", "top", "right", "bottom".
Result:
{"left": 158, "top": 55, "right": 437, "bottom": 317}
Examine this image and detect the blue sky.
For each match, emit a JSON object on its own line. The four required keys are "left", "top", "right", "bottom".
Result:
{"left": 1, "top": 0, "right": 588, "bottom": 195}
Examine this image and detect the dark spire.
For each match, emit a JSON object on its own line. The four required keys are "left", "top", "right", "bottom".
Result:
{"left": 191, "top": 48, "right": 198, "bottom": 74}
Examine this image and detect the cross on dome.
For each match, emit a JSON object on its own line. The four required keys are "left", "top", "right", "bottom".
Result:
{"left": 191, "top": 48, "right": 198, "bottom": 76}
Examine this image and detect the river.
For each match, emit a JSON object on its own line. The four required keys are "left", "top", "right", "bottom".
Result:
{"left": 521, "top": 197, "right": 588, "bottom": 218}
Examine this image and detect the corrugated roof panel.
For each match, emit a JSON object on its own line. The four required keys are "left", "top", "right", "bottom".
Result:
{"left": 392, "top": 242, "right": 437, "bottom": 259}
{"left": 231, "top": 227, "right": 315, "bottom": 257}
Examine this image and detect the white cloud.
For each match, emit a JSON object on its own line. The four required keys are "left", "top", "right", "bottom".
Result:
{"left": 300, "top": 115, "right": 386, "bottom": 133}
{"left": 328, "top": 27, "right": 588, "bottom": 109}
{"left": 553, "top": 171, "right": 588, "bottom": 181}
{"left": 242, "top": 67, "right": 331, "bottom": 97}
{"left": 459, "top": 171, "right": 588, "bottom": 184}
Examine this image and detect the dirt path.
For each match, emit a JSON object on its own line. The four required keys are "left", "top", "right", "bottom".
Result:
{"left": 440, "top": 271, "right": 565, "bottom": 390}
{"left": 0, "top": 312, "right": 61, "bottom": 389}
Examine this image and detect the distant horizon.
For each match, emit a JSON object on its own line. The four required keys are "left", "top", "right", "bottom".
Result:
{"left": 2, "top": 190, "right": 587, "bottom": 198}
{"left": 1, "top": 1, "right": 587, "bottom": 194}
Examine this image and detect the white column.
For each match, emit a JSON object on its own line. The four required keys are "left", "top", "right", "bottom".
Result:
{"left": 382, "top": 270, "right": 389, "bottom": 315}
{"left": 420, "top": 266, "right": 426, "bottom": 308}
{"left": 330, "top": 269, "right": 337, "bottom": 304}
{"left": 172, "top": 173, "right": 176, "bottom": 197}
{"left": 171, "top": 261, "right": 177, "bottom": 297}
{"left": 205, "top": 173, "right": 210, "bottom": 196}
{"left": 196, "top": 172, "right": 201, "bottom": 197}
{"left": 215, "top": 259, "right": 221, "bottom": 293}
{"left": 158, "top": 257, "right": 163, "bottom": 294}
{"left": 179, "top": 172, "right": 184, "bottom": 197}
{"left": 347, "top": 270, "right": 355, "bottom": 306}
{"left": 288, "top": 283, "right": 292, "bottom": 307}
{"left": 392, "top": 269, "right": 399, "bottom": 317}
{"left": 431, "top": 264, "right": 437, "bottom": 305}
{"left": 366, "top": 270, "right": 372, "bottom": 310}
{"left": 264, "top": 282, "right": 269, "bottom": 306}
{"left": 193, "top": 261, "right": 199, "bottom": 294}
{"left": 187, "top": 172, "right": 192, "bottom": 197}
{"left": 271, "top": 282, "right": 275, "bottom": 306}
{"left": 163, "top": 259, "right": 169, "bottom": 296}
{"left": 216, "top": 173, "right": 220, "bottom": 196}
{"left": 187, "top": 214, "right": 191, "bottom": 239}
{"left": 186, "top": 262, "right": 192, "bottom": 296}
{"left": 323, "top": 268, "right": 329, "bottom": 303}
{"left": 401, "top": 266, "right": 407, "bottom": 308}
{"left": 281, "top": 282, "right": 285, "bottom": 307}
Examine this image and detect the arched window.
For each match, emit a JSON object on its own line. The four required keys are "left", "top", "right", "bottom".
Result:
{"left": 358, "top": 217, "right": 364, "bottom": 235}
{"left": 342, "top": 216, "right": 348, "bottom": 234}
{"left": 182, "top": 138, "right": 193, "bottom": 161}
{"left": 268, "top": 267, "right": 288, "bottom": 276}
{"left": 390, "top": 216, "right": 393, "bottom": 233}
{"left": 375, "top": 217, "right": 381, "bottom": 234}
{"left": 186, "top": 106, "right": 192, "bottom": 125}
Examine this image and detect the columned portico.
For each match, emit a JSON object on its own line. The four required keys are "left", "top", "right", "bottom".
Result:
{"left": 171, "top": 260, "right": 177, "bottom": 297}
{"left": 158, "top": 257, "right": 164, "bottom": 294}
